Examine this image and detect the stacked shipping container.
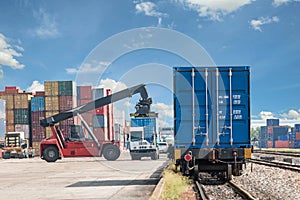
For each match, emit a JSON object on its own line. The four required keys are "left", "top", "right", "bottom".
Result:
{"left": 292, "top": 124, "right": 300, "bottom": 148}
{"left": 0, "top": 99, "right": 6, "bottom": 138}
{"left": 0, "top": 87, "right": 32, "bottom": 139}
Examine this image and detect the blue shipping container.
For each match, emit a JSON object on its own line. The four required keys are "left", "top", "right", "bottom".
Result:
{"left": 289, "top": 132, "right": 296, "bottom": 141}
{"left": 31, "top": 97, "right": 45, "bottom": 112}
{"left": 174, "top": 66, "right": 250, "bottom": 149}
{"left": 295, "top": 124, "right": 300, "bottom": 132}
{"left": 294, "top": 140, "right": 300, "bottom": 148}
{"left": 131, "top": 117, "right": 158, "bottom": 143}
{"left": 260, "top": 126, "right": 267, "bottom": 134}
{"left": 267, "top": 119, "right": 279, "bottom": 126}
{"left": 278, "top": 135, "right": 288, "bottom": 140}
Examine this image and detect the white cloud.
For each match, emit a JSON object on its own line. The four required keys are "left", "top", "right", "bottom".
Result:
{"left": 26, "top": 80, "right": 44, "bottom": 92}
{"left": 250, "top": 16, "right": 279, "bottom": 31}
{"left": 98, "top": 78, "right": 127, "bottom": 93}
{"left": 152, "top": 102, "right": 173, "bottom": 127}
{"left": 0, "top": 33, "right": 25, "bottom": 70}
{"left": 66, "top": 61, "right": 110, "bottom": 74}
{"left": 280, "top": 109, "right": 300, "bottom": 120}
{"left": 135, "top": 2, "right": 166, "bottom": 17}
{"left": 273, "top": 0, "right": 300, "bottom": 7}
{"left": 32, "top": 8, "right": 60, "bottom": 38}
{"left": 259, "top": 111, "right": 275, "bottom": 120}
{"left": 179, "top": 0, "right": 254, "bottom": 21}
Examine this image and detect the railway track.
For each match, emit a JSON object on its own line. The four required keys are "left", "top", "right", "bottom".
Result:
{"left": 250, "top": 158, "right": 300, "bottom": 172}
{"left": 194, "top": 178, "right": 256, "bottom": 200}
{"left": 253, "top": 150, "right": 300, "bottom": 157}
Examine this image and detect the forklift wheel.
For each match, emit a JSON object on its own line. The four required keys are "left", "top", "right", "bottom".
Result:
{"left": 103, "top": 145, "right": 120, "bottom": 161}
{"left": 43, "top": 146, "right": 59, "bottom": 162}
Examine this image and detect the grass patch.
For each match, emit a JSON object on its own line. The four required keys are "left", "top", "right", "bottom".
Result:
{"left": 161, "top": 163, "right": 193, "bottom": 200}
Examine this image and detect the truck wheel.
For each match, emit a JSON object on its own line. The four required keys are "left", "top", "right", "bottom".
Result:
{"left": 43, "top": 146, "right": 59, "bottom": 162}
{"left": 151, "top": 152, "right": 159, "bottom": 160}
{"left": 103, "top": 145, "right": 120, "bottom": 161}
{"left": 2, "top": 152, "right": 10, "bottom": 159}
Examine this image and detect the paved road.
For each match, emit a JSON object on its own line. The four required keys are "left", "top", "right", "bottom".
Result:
{"left": 0, "top": 151, "right": 169, "bottom": 200}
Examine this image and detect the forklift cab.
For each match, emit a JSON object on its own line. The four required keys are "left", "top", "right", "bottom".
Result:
{"left": 65, "top": 125, "right": 86, "bottom": 142}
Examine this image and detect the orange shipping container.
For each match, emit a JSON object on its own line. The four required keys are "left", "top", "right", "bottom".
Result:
{"left": 0, "top": 95, "right": 14, "bottom": 109}
{"left": 267, "top": 140, "right": 273, "bottom": 148}
{"left": 275, "top": 140, "right": 289, "bottom": 148}
{"left": 45, "top": 111, "right": 59, "bottom": 118}
{"left": 46, "top": 127, "right": 53, "bottom": 138}
{"left": 267, "top": 126, "right": 273, "bottom": 134}
{"left": 32, "top": 142, "right": 40, "bottom": 156}
{"left": 6, "top": 110, "right": 14, "bottom": 124}
{"left": 44, "top": 81, "right": 59, "bottom": 96}
{"left": 295, "top": 132, "right": 300, "bottom": 140}
{"left": 6, "top": 124, "right": 15, "bottom": 132}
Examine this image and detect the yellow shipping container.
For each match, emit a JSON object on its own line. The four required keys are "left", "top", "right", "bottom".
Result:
{"left": 32, "top": 142, "right": 40, "bottom": 156}
{"left": 44, "top": 81, "right": 59, "bottom": 96}
{"left": 14, "top": 94, "right": 32, "bottom": 109}
{"left": 45, "top": 96, "right": 59, "bottom": 111}
{"left": 46, "top": 127, "right": 53, "bottom": 138}
{"left": 6, "top": 110, "right": 14, "bottom": 124}
{"left": 45, "top": 111, "right": 59, "bottom": 118}
{"left": 0, "top": 95, "right": 14, "bottom": 109}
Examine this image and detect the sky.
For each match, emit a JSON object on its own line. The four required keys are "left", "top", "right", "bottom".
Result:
{"left": 0, "top": 0, "right": 300, "bottom": 128}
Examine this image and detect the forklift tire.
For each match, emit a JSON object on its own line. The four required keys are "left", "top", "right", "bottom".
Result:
{"left": 103, "top": 144, "right": 120, "bottom": 161}
{"left": 43, "top": 146, "right": 59, "bottom": 162}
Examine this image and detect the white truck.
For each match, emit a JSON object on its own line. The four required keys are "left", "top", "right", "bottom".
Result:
{"left": 2, "top": 132, "right": 35, "bottom": 159}
{"left": 129, "top": 127, "right": 159, "bottom": 160}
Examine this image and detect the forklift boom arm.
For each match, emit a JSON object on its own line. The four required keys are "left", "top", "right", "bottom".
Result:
{"left": 40, "top": 84, "right": 150, "bottom": 127}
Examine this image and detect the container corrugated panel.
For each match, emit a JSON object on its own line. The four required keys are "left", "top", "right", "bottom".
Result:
{"left": 296, "top": 132, "right": 300, "bottom": 140}
{"left": 0, "top": 95, "right": 14, "bottom": 109}
{"left": 5, "top": 86, "right": 19, "bottom": 94}
{"left": 77, "top": 86, "right": 92, "bottom": 99}
{"left": 77, "top": 99, "right": 92, "bottom": 106}
{"left": 45, "top": 96, "right": 59, "bottom": 111}
{"left": 59, "top": 96, "right": 77, "bottom": 111}
{"left": 295, "top": 124, "right": 300, "bottom": 132}
{"left": 15, "top": 124, "right": 30, "bottom": 139}
{"left": 59, "top": 125, "right": 71, "bottom": 138}
{"left": 6, "top": 124, "right": 15, "bottom": 132}
{"left": 267, "top": 126, "right": 273, "bottom": 134}
{"left": 35, "top": 91, "right": 45, "bottom": 97}
{"left": 31, "top": 97, "right": 45, "bottom": 112}
{"left": 0, "top": 119, "right": 6, "bottom": 138}
{"left": 174, "top": 66, "right": 250, "bottom": 149}
{"left": 267, "top": 119, "right": 279, "bottom": 126}
{"left": 14, "top": 109, "right": 29, "bottom": 124}
{"left": 258, "top": 140, "right": 267, "bottom": 148}
{"left": 267, "top": 140, "right": 273, "bottom": 148}
{"left": 32, "top": 142, "right": 40, "bottom": 156}
{"left": 31, "top": 126, "right": 46, "bottom": 142}
{"left": 45, "top": 111, "right": 59, "bottom": 118}
{"left": 60, "top": 118, "right": 74, "bottom": 126}
{"left": 6, "top": 110, "right": 14, "bottom": 124}
{"left": 131, "top": 117, "right": 158, "bottom": 143}
{"left": 294, "top": 140, "right": 300, "bottom": 148}
{"left": 81, "top": 113, "right": 93, "bottom": 126}
{"left": 14, "top": 94, "right": 31, "bottom": 109}
{"left": 275, "top": 140, "right": 289, "bottom": 148}
{"left": 44, "top": 81, "right": 59, "bottom": 96}
{"left": 0, "top": 99, "right": 5, "bottom": 120}
{"left": 45, "top": 127, "right": 53, "bottom": 138}
{"left": 260, "top": 126, "right": 267, "bottom": 134}
{"left": 278, "top": 135, "right": 288, "bottom": 141}
{"left": 289, "top": 132, "right": 296, "bottom": 141}
{"left": 92, "top": 88, "right": 105, "bottom": 100}
{"left": 93, "top": 115, "right": 107, "bottom": 128}
{"left": 94, "top": 128, "right": 108, "bottom": 141}
{"left": 58, "top": 81, "right": 76, "bottom": 96}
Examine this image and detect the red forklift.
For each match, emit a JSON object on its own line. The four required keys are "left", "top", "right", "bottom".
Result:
{"left": 39, "top": 84, "right": 152, "bottom": 162}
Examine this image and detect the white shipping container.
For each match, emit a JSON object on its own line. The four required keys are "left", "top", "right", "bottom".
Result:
{"left": 0, "top": 119, "right": 6, "bottom": 138}
{"left": 0, "top": 99, "right": 5, "bottom": 120}
{"left": 15, "top": 124, "right": 30, "bottom": 139}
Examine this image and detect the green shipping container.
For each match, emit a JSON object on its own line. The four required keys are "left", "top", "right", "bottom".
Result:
{"left": 58, "top": 81, "right": 76, "bottom": 96}
{"left": 14, "top": 109, "right": 29, "bottom": 124}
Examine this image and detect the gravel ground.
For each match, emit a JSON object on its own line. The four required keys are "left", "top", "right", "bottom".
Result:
{"left": 203, "top": 183, "right": 243, "bottom": 200}
{"left": 233, "top": 163, "right": 300, "bottom": 200}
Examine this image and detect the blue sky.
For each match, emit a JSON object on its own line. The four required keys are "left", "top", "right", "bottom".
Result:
{"left": 0, "top": 0, "right": 300, "bottom": 127}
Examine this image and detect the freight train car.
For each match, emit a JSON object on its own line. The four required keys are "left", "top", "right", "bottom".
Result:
{"left": 174, "top": 66, "right": 252, "bottom": 180}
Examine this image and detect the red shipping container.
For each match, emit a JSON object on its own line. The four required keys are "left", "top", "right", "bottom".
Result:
{"left": 93, "top": 106, "right": 108, "bottom": 115}
{"left": 59, "top": 125, "right": 71, "bottom": 138}
{"left": 35, "top": 91, "right": 45, "bottom": 96}
{"left": 31, "top": 111, "right": 45, "bottom": 126}
{"left": 60, "top": 118, "right": 74, "bottom": 126}
{"left": 59, "top": 96, "right": 76, "bottom": 111}
{"left": 5, "top": 86, "right": 19, "bottom": 94}
{"left": 32, "top": 126, "right": 46, "bottom": 142}
{"left": 94, "top": 128, "right": 108, "bottom": 141}
{"left": 79, "top": 86, "right": 92, "bottom": 99}
{"left": 267, "top": 140, "right": 273, "bottom": 148}
{"left": 295, "top": 132, "right": 300, "bottom": 140}
{"left": 275, "top": 140, "right": 289, "bottom": 148}
{"left": 77, "top": 99, "right": 92, "bottom": 106}
{"left": 267, "top": 126, "right": 273, "bottom": 134}
{"left": 81, "top": 112, "right": 94, "bottom": 126}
